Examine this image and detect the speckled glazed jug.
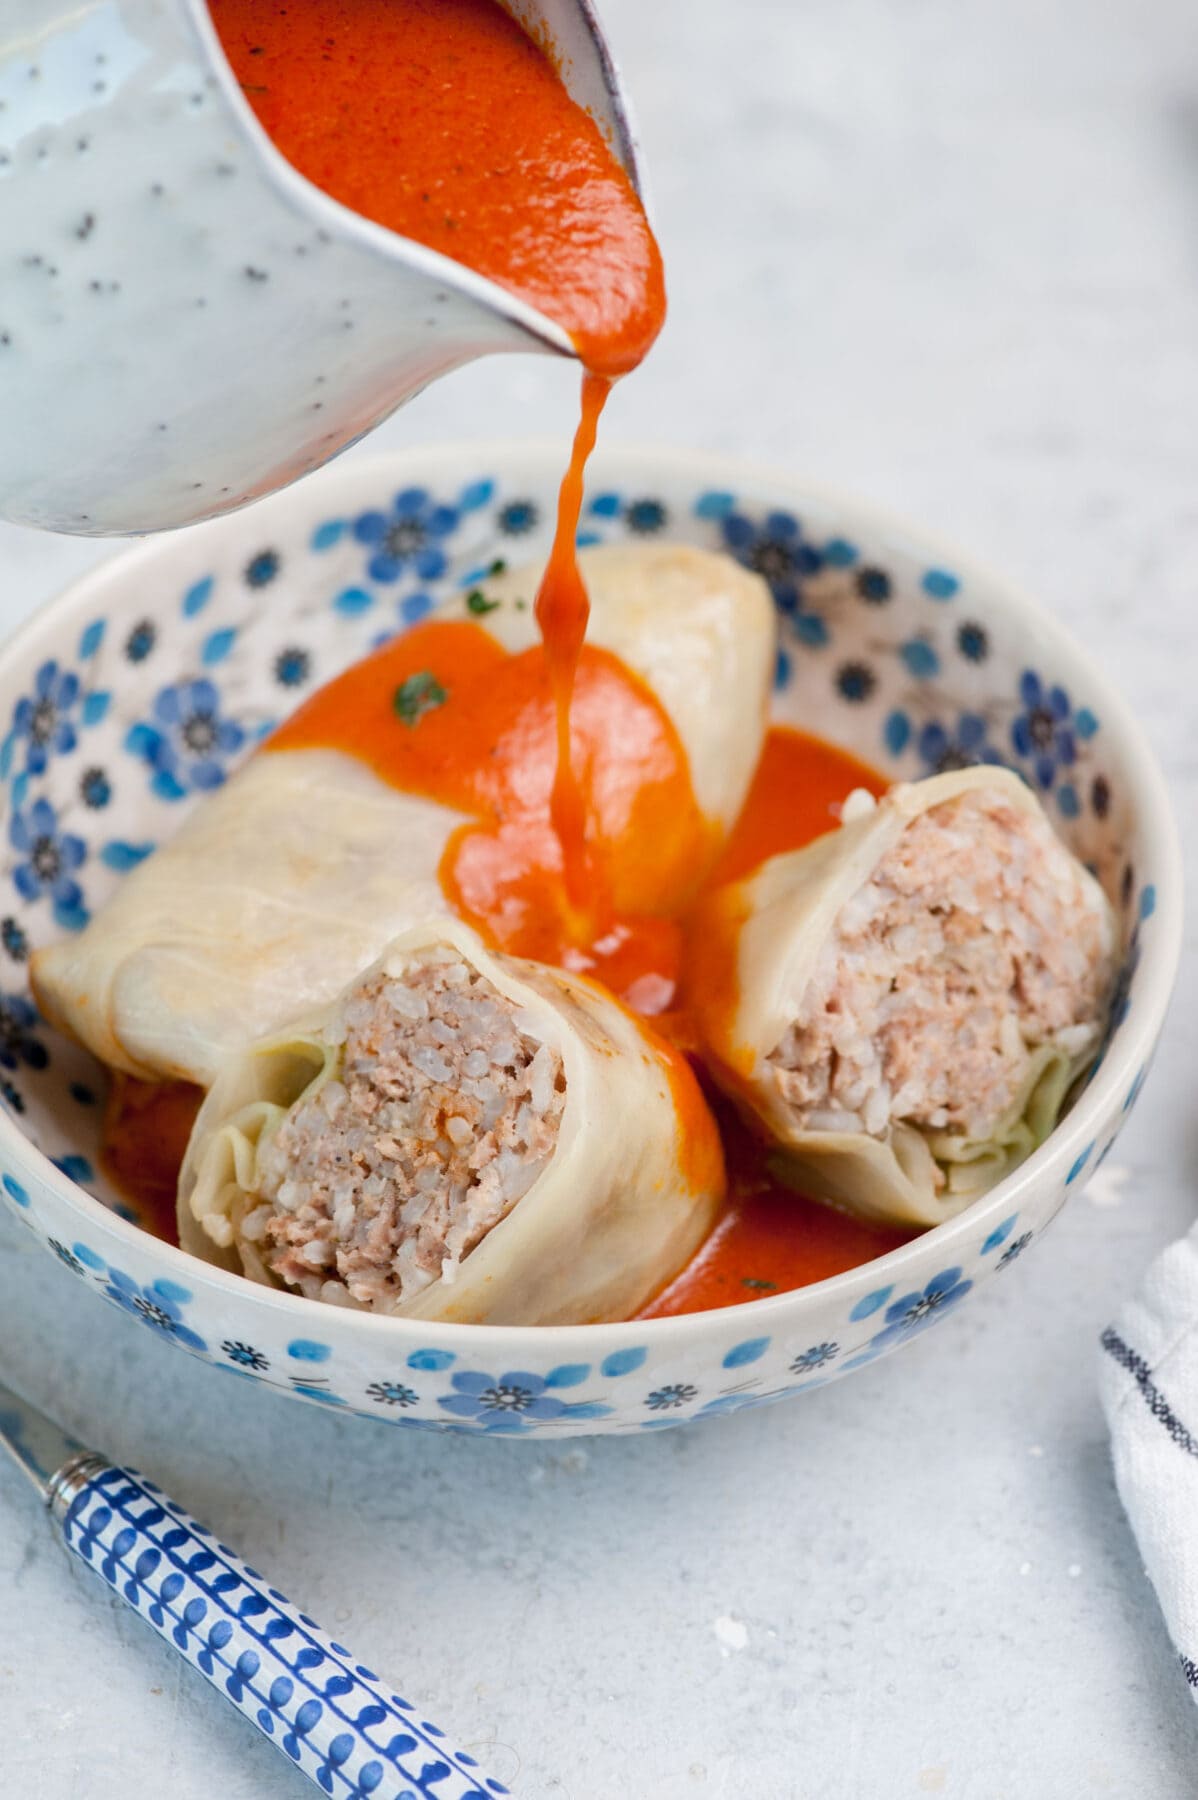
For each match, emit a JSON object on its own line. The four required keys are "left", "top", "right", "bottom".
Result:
{"left": 0, "top": 1, "right": 643, "bottom": 535}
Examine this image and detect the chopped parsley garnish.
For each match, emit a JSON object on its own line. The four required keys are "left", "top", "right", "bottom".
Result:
{"left": 465, "top": 588, "right": 499, "bottom": 616}
{"left": 394, "top": 670, "right": 448, "bottom": 726}
{"left": 741, "top": 1277, "right": 777, "bottom": 1293}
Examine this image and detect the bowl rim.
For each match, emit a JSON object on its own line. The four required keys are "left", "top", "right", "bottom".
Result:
{"left": 2, "top": 439, "right": 1183, "bottom": 1350}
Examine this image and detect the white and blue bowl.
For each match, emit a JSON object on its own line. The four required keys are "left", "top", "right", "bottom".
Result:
{"left": 0, "top": 445, "right": 1181, "bottom": 1434}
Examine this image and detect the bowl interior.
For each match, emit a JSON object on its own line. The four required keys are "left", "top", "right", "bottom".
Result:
{"left": 0, "top": 445, "right": 1154, "bottom": 1264}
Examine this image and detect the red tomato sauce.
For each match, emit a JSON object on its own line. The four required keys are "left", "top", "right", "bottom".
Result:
{"left": 711, "top": 727, "right": 887, "bottom": 884}
{"left": 100, "top": 1076, "right": 201, "bottom": 1241}
{"left": 641, "top": 1088, "right": 912, "bottom": 1318}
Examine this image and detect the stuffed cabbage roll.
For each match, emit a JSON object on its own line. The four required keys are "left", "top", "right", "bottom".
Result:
{"left": 179, "top": 921, "right": 725, "bottom": 1325}
{"left": 691, "top": 768, "right": 1116, "bottom": 1226}
{"left": 33, "top": 543, "right": 773, "bottom": 1087}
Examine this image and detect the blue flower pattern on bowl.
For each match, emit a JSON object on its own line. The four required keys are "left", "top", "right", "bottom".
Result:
{"left": 916, "top": 713, "right": 1004, "bottom": 775}
{"left": 103, "top": 1269, "right": 208, "bottom": 1354}
{"left": 1011, "top": 670, "right": 1097, "bottom": 792}
{"left": 125, "top": 678, "right": 246, "bottom": 799}
{"left": 12, "top": 661, "right": 81, "bottom": 775}
{"left": 438, "top": 1370, "right": 568, "bottom": 1431}
{"left": 10, "top": 796, "right": 88, "bottom": 927}
{"left": 0, "top": 454, "right": 1170, "bottom": 1435}
{"left": 365, "top": 1380, "right": 418, "bottom": 1407}
{"left": 645, "top": 1383, "right": 699, "bottom": 1411}
{"left": 866, "top": 1269, "right": 973, "bottom": 1354}
{"left": 47, "top": 1235, "right": 84, "bottom": 1275}
{"left": 721, "top": 508, "right": 829, "bottom": 645}
{"left": 998, "top": 1233, "right": 1034, "bottom": 1269}
{"left": 353, "top": 487, "right": 459, "bottom": 585}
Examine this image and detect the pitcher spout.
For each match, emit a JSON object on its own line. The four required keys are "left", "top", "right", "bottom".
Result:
{"left": 0, "top": 0, "right": 645, "bottom": 535}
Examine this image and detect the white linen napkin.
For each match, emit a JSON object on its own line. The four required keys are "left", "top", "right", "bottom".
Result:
{"left": 1099, "top": 1219, "right": 1198, "bottom": 1698}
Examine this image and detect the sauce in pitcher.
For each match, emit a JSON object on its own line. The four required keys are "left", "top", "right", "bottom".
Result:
{"left": 208, "top": 0, "right": 665, "bottom": 374}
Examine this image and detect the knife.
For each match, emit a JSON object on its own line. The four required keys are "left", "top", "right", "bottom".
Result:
{"left": 0, "top": 1377, "right": 508, "bottom": 1799}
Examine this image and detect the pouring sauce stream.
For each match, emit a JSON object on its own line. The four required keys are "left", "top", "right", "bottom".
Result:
{"left": 535, "top": 370, "right": 611, "bottom": 925}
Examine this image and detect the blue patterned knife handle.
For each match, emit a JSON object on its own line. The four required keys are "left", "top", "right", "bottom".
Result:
{"left": 51, "top": 1457, "right": 508, "bottom": 1800}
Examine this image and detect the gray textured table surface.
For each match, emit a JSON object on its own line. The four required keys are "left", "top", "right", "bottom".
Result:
{"left": 2, "top": 1, "right": 1196, "bottom": 1794}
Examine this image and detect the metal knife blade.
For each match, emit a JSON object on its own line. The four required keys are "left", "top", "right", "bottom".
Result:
{"left": 0, "top": 1377, "right": 87, "bottom": 1500}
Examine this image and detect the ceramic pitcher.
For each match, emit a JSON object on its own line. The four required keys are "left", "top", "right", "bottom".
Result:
{"left": 0, "top": 0, "right": 643, "bottom": 535}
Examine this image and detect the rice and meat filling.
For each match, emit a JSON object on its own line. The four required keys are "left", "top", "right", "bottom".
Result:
{"left": 768, "top": 788, "right": 1113, "bottom": 1153}
{"left": 248, "top": 950, "right": 566, "bottom": 1309}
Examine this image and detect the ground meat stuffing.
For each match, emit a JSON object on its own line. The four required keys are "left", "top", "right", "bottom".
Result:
{"left": 769, "top": 788, "right": 1113, "bottom": 1146}
{"left": 250, "top": 950, "right": 566, "bottom": 1310}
